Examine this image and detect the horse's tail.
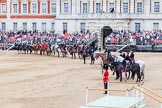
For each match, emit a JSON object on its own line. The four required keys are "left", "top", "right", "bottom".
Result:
{"left": 136, "top": 60, "right": 145, "bottom": 80}
{"left": 142, "top": 63, "right": 145, "bottom": 80}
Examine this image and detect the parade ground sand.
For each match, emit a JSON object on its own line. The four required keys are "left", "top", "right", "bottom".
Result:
{"left": 0, "top": 51, "right": 161, "bottom": 108}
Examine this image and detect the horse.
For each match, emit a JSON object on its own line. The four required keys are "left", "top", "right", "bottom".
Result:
{"left": 26, "top": 44, "right": 32, "bottom": 54}
{"left": 32, "top": 44, "right": 40, "bottom": 54}
{"left": 77, "top": 45, "right": 83, "bottom": 59}
{"left": 40, "top": 45, "right": 46, "bottom": 55}
{"left": 46, "top": 47, "right": 52, "bottom": 56}
{"left": 113, "top": 55, "right": 145, "bottom": 81}
{"left": 82, "top": 46, "right": 89, "bottom": 64}
{"left": 68, "top": 45, "right": 77, "bottom": 59}
{"left": 110, "top": 61, "right": 141, "bottom": 82}
{"left": 135, "top": 60, "right": 145, "bottom": 81}
{"left": 60, "top": 46, "right": 68, "bottom": 57}
{"left": 127, "top": 62, "right": 141, "bottom": 82}
{"left": 95, "top": 52, "right": 108, "bottom": 74}
{"left": 89, "top": 47, "right": 95, "bottom": 64}
{"left": 110, "top": 61, "right": 124, "bottom": 82}
{"left": 16, "top": 43, "right": 23, "bottom": 54}
{"left": 52, "top": 44, "right": 62, "bottom": 57}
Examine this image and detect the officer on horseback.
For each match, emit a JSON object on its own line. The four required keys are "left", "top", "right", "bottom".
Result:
{"left": 130, "top": 51, "right": 135, "bottom": 64}
{"left": 90, "top": 47, "right": 95, "bottom": 64}
{"left": 122, "top": 52, "right": 130, "bottom": 72}
{"left": 104, "top": 46, "right": 111, "bottom": 62}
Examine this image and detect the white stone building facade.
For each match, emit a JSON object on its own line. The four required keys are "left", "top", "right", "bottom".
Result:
{"left": 0, "top": 0, "right": 162, "bottom": 33}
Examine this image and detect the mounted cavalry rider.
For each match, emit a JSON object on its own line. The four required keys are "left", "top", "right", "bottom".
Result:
{"left": 130, "top": 51, "right": 135, "bottom": 63}
{"left": 90, "top": 46, "right": 95, "bottom": 64}
{"left": 82, "top": 43, "right": 88, "bottom": 64}
{"left": 104, "top": 46, "right": 111, "bottom": 62}
{"left": 122, "top": 52, "right": 131, "bottom": 72}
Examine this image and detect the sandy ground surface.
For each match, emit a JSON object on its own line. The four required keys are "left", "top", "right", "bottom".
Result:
{"left": 0, "top": 50, "right": 161, "bottom": 108}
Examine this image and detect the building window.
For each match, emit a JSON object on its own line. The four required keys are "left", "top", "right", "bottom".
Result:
{"left": 23, "top": 4, "right": 27, "bottom": 13}
{"left": 154, "top": 2, "right": 160, "bottom": 13}
{"left": 63, "top": 22, "right": 67, "bottom": 34}
{"left": 80, "top": 23, "right": 85, "bottom": 33}
{"left": 13, "top": 22, "right": 18, "bottom": 31}
{"left": 64, "top": 3, "right": 68, "bottom": 13}
{"left": 1, "top": 22, "right": 6, "bottom": 32}
{"left": 137, "top": 2, "right": 142, "bottom": 13}
{"left": 51, "top": 3, "right": 56, "bottom": 13}
{"left": 1, "top": 4, "right": 6, "bottom": 13}
{"left": 23, "top": 22, "right": 27, "bottom": 30}
{"left": 96, "top": 3, "right": 101, "bottom": 13}
{"left": 42, "top": 3, "right": 46, "bottom": 13}
{"left": 32, "top": 22, "right": 37, "bottom": 31}
{"left": 42, "top": 22, "right": 46, "bottom": 32}
{"left": 153, "top": 23, "right": 159, "bottom": 31}
{"left": 13, "top": 4, "right": 18, "bottom": 13}
{"left": 83, "top": 3, "right": 88, "bottom": 13}
{"left": 135, "top": 23, "right": 140, "bottom": 32}
{"left": 51, "top": 23, "right": 55, "bottom": 31}
{"left": 32, "top": 3, "right": 37, "bottom": 13}
{"left": 109, "top": 3, "right": 114, "bottom": 13}
{"left": 123, "top": 2, "right": 128, "bottom": 13}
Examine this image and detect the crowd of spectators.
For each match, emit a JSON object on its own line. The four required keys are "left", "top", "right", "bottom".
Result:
{"left": 0, "top": 30, "right": 97, "bottom": 46}
{"left": 1, "top": 30, "right": 162, "bottom": 48}
{"left": 105, "top": 30, "right": 162, "bottom": 45}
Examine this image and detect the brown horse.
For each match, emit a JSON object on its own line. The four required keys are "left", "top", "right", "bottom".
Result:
{"left": 46, "top": 47, "right": 52, "bottom": 56}
{"left": 40, "top": 45, "right": 46, "bottom": 55}
{"left": 77, "top": 46, "right": 83, "bottom": 59}
{"left": 32, "top": 44, "right": 40, "bottom": 54}
{"left": 95, "top": 53, "right": 108, "bottom": 74}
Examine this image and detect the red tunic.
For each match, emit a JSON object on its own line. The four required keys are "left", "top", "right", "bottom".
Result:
{"left": 103, "top": 70, "right": 109, "bottom": 82}
{"left": 42, "top": 43, "right": 45, "bottom": 49}
{"left": 2, "top": 43, "right": 5, "bottom": 48}
{"left": 45, "top": 43, "right": 48, "bottom": 47}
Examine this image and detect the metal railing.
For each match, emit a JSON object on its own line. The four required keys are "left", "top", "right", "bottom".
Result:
{"left": 109, "top": 81, "right": 162, "bottom": 108}
{"left": 85, "top": 81, "right": 162, "bottom": 108}
{"left": 87, "top": 36, "right": 98, "bottom": 45}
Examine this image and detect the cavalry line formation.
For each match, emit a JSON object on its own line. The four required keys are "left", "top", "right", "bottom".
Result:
{"left": 14, "top": 42, "right": 145, "bottom": 83}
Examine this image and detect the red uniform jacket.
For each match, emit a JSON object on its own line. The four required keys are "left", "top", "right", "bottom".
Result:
{"left": 103, "top": 70, "right": 109, "bottom": 83}
{"left": 45, "top": 43, "right": 48, "bottom": 47}
{"left": 42, "top": 43, "right": 45, "bottom": 49}
{"left": 2, "top": 43, "right": 5, "bottom": 48}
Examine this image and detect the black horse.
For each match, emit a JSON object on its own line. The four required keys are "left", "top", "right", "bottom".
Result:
{"left": 89, "top": 47, "right": 95, "bottom": 64}
{"left": 127, "top": 62, "right": 141, "bottom": 82}
{"left": 110, "top": 61, "right": 128, "bottom": 82}
{"left": 110, "top": 60, "right": 141, "bottom": 82}
{"left": 82, "top": 48, "right": 89, "bottom": 64}
{"left": 26, "top": 44, "right": 32, "bottom": 54}
{"left": 16, "top": 43, "right": 23, "bottom": 54}
{"left": 68, "top": 45, "right": 77, "bottom": 59}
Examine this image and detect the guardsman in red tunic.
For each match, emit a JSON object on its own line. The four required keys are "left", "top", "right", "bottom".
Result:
{"left": 45, "top": 42, "right": 48, "bottom": 48}
{"left": 103, "top": 67, "right": 109, "bottom": 94}
{"left": 41, "top": 42, "right": 45, "bottom": 49}
{"left": 2, "top": 43, "right": 5, "bottom": 51}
